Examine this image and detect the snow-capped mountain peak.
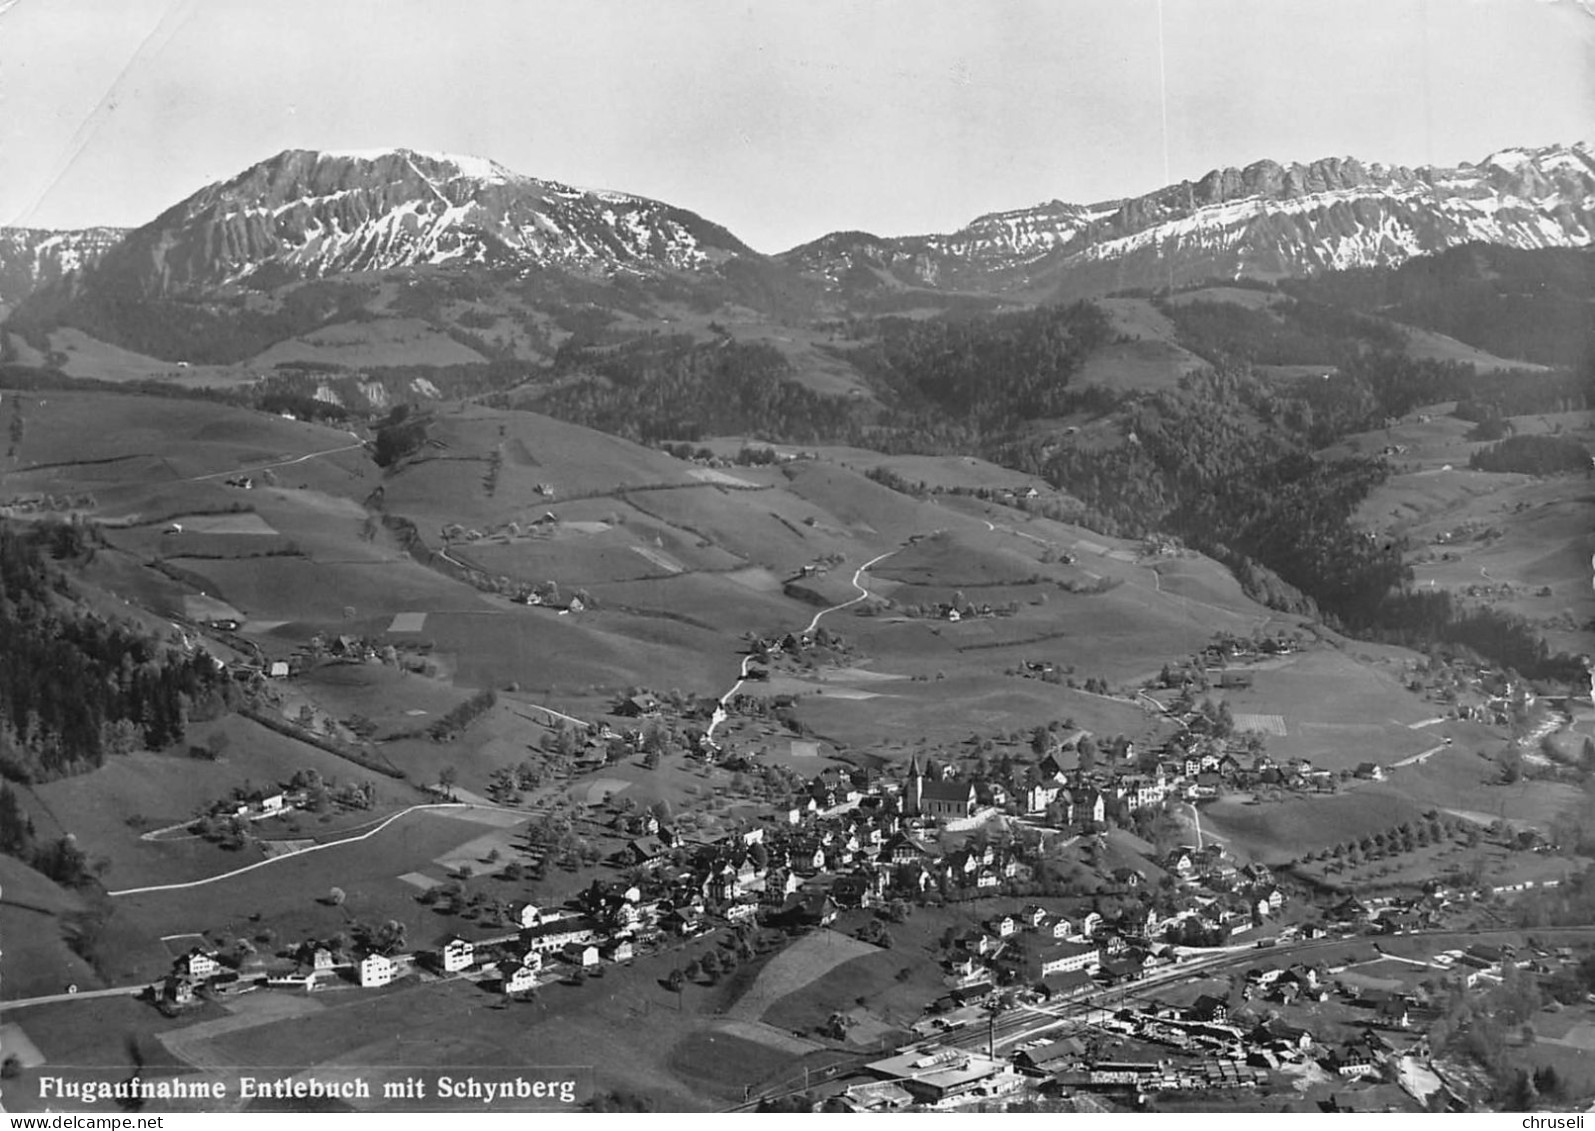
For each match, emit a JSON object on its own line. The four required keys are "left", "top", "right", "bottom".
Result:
{"left": 780, "top": 141, "right": 1595, "bottom": 298}
{"left": 90, "top": 147, "right": 754, "bottom": 296}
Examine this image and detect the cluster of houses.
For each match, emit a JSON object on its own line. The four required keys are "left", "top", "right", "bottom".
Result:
{"left": 823, "top": 927, "right": 1558, "bottom": 1113}
{"left": 817, "top": 979, "right": 1367, "bottom": 1112}
{"left": 150, "top": 902, "right": 648, "bottom": 1010}
{"left": 205, "top": 786, "right": 295, "bottom": 822}
{"left": 926, "top": 850, "right": 1294, "bottom": 1003}
{"left": 159, "top": 946, "right": 240, "bottom": 1008}
{"left": 937, "top": 903, "right": 1182, "bottom": 1002}
{"left": 1157, "top": 850, "right": 1292, "bottom": 937}
{"left": 1034, "top": 1042, "right": 1268, "bottom": 1096}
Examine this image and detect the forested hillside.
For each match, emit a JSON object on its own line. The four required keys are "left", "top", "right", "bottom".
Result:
{"left": 0, "top": 522, "right": 236, "bottom": 782}
{"left": 840, "top": 301, "right": 1114, "bottom": 431}
{"left": 1157, "top": 293, "right": 1406, "bottom": 367}
{"left": 1282, "top": 243, "right": 1595, "bottom": 370}
{"left": 527, "top": 337, "right": 860, "bottom": 444}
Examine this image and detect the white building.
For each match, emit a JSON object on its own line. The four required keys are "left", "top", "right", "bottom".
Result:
{"left": 441, "top": 937, "right": 475, "bottom": 973}
{"left": 359, "top": 953, "right": 396, "bottom": 988}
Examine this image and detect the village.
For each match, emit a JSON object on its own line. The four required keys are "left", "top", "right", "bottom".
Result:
{"left": 86, "top": 573, "right": 1585, "bottom": 1119}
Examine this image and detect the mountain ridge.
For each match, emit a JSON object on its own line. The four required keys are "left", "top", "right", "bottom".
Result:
{"left": 4, "top": 141, "right": 1592, "bottom": 359}
{"left": 781, "top": 142, "right": 1595, "bottom": 299}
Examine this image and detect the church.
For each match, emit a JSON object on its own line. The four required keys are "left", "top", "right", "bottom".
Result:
{"left": 903, "top": 756, "right": 977, "bottom": 821}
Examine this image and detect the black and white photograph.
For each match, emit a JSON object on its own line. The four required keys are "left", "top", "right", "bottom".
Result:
{"left": 1, "top": 0, "right": 1593, "bottom": 1117}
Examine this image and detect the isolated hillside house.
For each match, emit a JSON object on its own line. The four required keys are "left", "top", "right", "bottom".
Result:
{"left": 1354, "top": 762, "right": 1387, "bottom": 781}
{"left": 615, "top": 694, "right": 660, "bottom": 719}
{"left": 441, "top": 937, "right": 475, "bottom": 973}
{"left": 904, "top": 757, "right": 977, "bottom": 820}
{"left": 359, "top": 953, "right": 396, "bottom": 988}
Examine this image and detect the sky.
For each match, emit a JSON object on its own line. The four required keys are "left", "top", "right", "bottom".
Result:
{"left": 0, "top": 0, "right": 1591, "bottom": 253}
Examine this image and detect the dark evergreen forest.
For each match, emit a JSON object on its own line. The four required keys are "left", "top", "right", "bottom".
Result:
{"left": 0, "top": 522, "right": 236, "bottom": 783}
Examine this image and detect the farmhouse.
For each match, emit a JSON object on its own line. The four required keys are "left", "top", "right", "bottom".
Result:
{"left": 499, "top": 962, "right": 538, "bottom": 994}
{"left": 359, "top": 953, "right": 396, "bottom": 988}
{"left": 266, "top": 971, "right": 320, "bottom": 992}
{"left": 174, "top": 948, "right": 221, "bottom": 980}
{"left": 441, "top": 937, "right": 475, "bottom": 973}
{"left": 615, "top": 694, "right": 661, "bottom": 719}
{"left": 522, "top": 915, "right": 600, "bottom": 951}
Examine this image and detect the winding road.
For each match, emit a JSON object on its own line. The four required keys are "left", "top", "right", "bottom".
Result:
{"left": 706, "top": 548, "right": 899, "bottom": 745}
{"left": 105, "top": 801, "right": 508, "bottom": 898}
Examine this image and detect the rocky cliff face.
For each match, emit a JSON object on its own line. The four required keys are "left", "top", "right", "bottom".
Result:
{"left": 781, "top": 144, "right": 1595, "bottom": 300}
{"left": 0, "top": 227, "right": 126, "bottom": 308}
{"left": 14, "top": 141, "right": 1595, "bottom": 333}
{"left": 82, "top": 148, "right": 757, "bottom": 297}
